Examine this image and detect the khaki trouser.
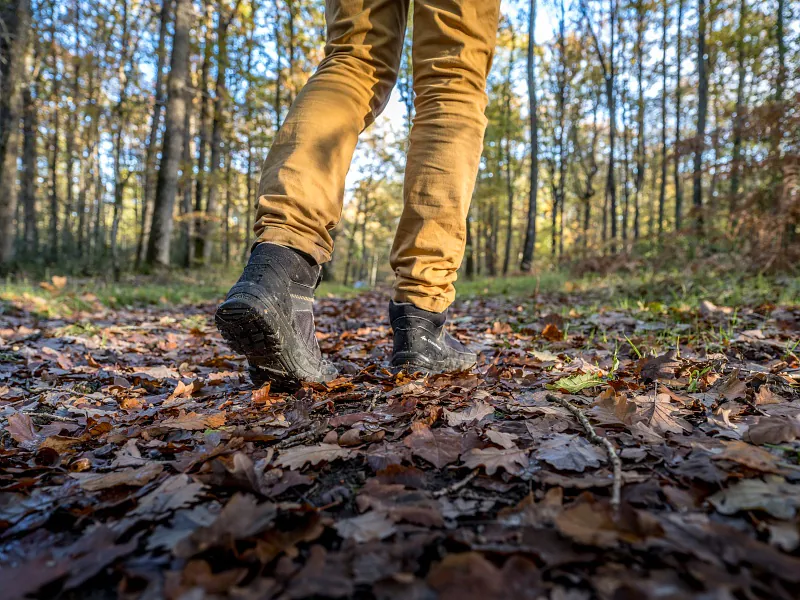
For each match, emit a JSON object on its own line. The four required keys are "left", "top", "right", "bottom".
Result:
{"left": 254, "top": 0, "right": 501, "bottom": 313}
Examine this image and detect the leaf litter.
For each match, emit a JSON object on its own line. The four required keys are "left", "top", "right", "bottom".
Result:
{"left": 1, "top": 288, "right": 799, "bottom": 598}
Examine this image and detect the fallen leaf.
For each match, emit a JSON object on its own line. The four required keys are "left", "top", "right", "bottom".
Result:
{"left": 334, "top": 511, "right": 397, "bottom": 543}
{"left": 443, "top": 400, "right": 494, "bottom": 427}
{"left": 745, "top": 415, "right": 800, "bottom": 445}
{"left": 462, "top": 447, "right": 529, "bottom": 475}
{"left": 404, "top": 426, "right": 464, "bottom": 469}
{"left": 275, "top": 443, "right": 352, "bottom": 470}
{"left": 634, "top": 393, "right": 692, "bottom": 435}
{"left": 535, "top": 434, "right": 606, "bottom": 472}
{"left": 70, "top": 463, "right": 164, "bottom": 491}
{"left": 709, "top": 476, "right": 800, "bottom": 520}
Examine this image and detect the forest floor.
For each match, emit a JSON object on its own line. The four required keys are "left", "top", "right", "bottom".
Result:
{"left": 1, "top": 269, "right": 800, "bottom": 599}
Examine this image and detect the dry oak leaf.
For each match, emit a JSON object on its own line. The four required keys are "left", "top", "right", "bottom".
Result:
{"left": 174, "top": 493, "right": 278, "bottom": 558}
{"left": 535, "top": 434, "right": 606, "bottom": 472}
{"left": 713, "top": 440, "right": 783, "bottom": 474}
{"left": 6, "top": 413, "right": 41, "bottom": 449}
{"left": 554, "top": 494, "right": 663, "bottom": 548}
{"left": 639, "top": 350, "right": 682, "bottom": 384}
{"left": 462, "top": 447, "right": 529, "bottom": 475}
{"left": 745, "top": 415, "right": 800, "bottom": 446}
{"left": 169, "top": 379, "right": 204, "bottom": 400}
{"left": 403, "top": 425, "right": 467, "bottom": 469}
{"left": 70, "top": 462, "right": 164, "bottom": 491}
{"left": 634, "top": 393, "right": 692, "bottom": 435}
{"left": 443, "top": 400, "right": 494, "bottom": 427}
{"left": 589, "top": 388, "right": 638, "bottom": 426}
{"left": 275, "top": 443, "right": 352, "bottom": 470}
{"left": 484, "top": 429, "right": 519, "bottom": 449}
{"left": 542, "top": 323, "right": 563, "bottom": 342}
{"left": 334, "top": 510, "right": 397, "bottom": 543}
{"left": 709, "top": 476, "right": 800, "bottom": 520}
{"left": 161, "top": 411, "right": 226, "bottom": 431}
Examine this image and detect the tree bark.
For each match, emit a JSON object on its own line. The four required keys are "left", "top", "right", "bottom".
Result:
{"left": 193, "top": 0, "right": 215, "bottom": 262}
{"left": 633, "top": 0, "right": 645, "bottom": 240}
{"left": 691, "top": 0, "right": 708, "bottom": 232}
{"left": 520, "top": 0, "right": 538, "bottom": 272}
{"left": 200, "top": 0, "right": 240, "bottom": 265}
{"left": 658, "top": 0, "right": 668, "bottom": 237}
{"left": 728, "top": 0, "right": 746, "bottom": 215}
{"left": 674, "top": 0, "right": 684, "bottom": 230}
{"left": 21, "top": 79, "right": 37, "bottom": 256}
{"left": 502, "top": 31, "right": 515, "bottom": 276}
{"left": 0, "top": 0, "right": 30, "bottom": 266}
{"left": 137, "top": 0, "right": 173, "bottom": 267}
{"left": 147, "top": 0, "right": 192, "bottom": 267}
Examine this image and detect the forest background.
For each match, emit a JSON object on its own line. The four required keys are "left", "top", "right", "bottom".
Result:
{"left": 0, "top": 0, "right": 797, "bottom": 287}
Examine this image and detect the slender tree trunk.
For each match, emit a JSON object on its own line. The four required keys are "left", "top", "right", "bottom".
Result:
{"left": 193, "top": 0, "right": 214, "bottom": 262}
{"left": 201, "top": 1, "right": 240, "bottom": 265}
{"left": 729, "top": 0, "right": 746, "bottom": 216}
{"left": 147, "top": 0, "right": 191, "bottom": 267}
{"left": 633, "top": 0, "right": 645, "bottom": 241}
{"left": 181, "top": 86, "right": 195, "bottom": 267}
{"left": 273, "top": 0, "right": 283, "bottom": 130}
{"left": 502, "top": 33, "right": 515, "bottom": 276}
{"left": 137, "top": 0, "right": 173, "bottom": 267}
{"left": 520, "top": 0, "right": 538, "bottom": 272}
{"left": 674, "top": 0, "right": 684, "bottom": 230}
{"left": 0, "top": 0, "right": 30, "bottom": 266}
{"left": 63, "top": 0, "right": 81, "bottom": 254}
{"left": 658, "top": 0, "right": 668, "bottom": 238}
{"left": 21, "top": 83, "right": 37, "bottom": 256}
{"left": 692, "top": 0, "right": 708, "bottom": 232}
{"left": 772, "top": 0, "right": 785, "bottom": 162}
{"left": 47, "top": 8, "right": 61, "bottom": 263}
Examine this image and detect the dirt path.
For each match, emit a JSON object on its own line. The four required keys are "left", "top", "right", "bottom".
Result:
{"left": 1, "top": 288, "right": 799, "bottom": 599}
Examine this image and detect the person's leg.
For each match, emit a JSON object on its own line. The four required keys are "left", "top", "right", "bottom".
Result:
{"left": 254, "top": 0, "right": 410, "bottom": 264}
{"left": 218, "top": 0, "right": 409, "bottom": 389}
{"left": 390, "top": 0, "right": 501, "bottom": 313}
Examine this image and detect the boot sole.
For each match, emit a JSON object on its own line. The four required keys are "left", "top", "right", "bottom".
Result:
{"left": 390, "top": 353, "right": 477, "bottom": 376}
{"left": 215, "top": 294, "right": 332, "bottom": 391}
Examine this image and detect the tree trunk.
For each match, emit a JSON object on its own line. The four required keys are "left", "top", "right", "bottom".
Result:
{"left": 501, "top": 32, "right": 515, "bottom": 276}
{"left": 21, "top": 80, "right": 37, "bottom": 257}
{"left": 658, "top": 0, "right": 668, "bottom": 238}
{"left": 181, "top": 85, "right": 195, "bottom": 267}
{"left": 147, "top": 0, "right": 191, "bottom": 267}
{"left": 673, "top": 0, "right": 684, "bottom": 231}
{"left": 520, "top": 0, "right": 538, "bottom": 272}
{"left": 691, "top": 0, "right": 708, "bottom": 232}
{"left": 137, "top": 0, "right": 173, "bottom": 267}
{"left": 201, "top": 1, "right": 239, "bottom": 265}
{"left": 0, "top": 0, "right": 30, "bottom": 266}
{"left": 729, "top": 0, "right": 746, "bottom": 215}
{"left": 273, "top": 0, "right": 283, "bottom": 130}
{"left": 193, "top": 0, "right": 215, "bottom": 262}
{"left": 633, "top": 0, "right": 645, "bottom": 241}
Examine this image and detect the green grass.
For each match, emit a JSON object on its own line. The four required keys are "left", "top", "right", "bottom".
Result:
{"left": 0, "top": 269, "right": 360, "bottom": 319}
{"left": 2, "top": 265, "right": 798, "bottom": 321}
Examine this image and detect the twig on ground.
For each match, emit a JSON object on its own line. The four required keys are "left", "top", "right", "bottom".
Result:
{"left": 21, "top": 411, "right": 77, "bottom": 422}
{"left": 274, "top": 428, "right": 321, "bottom": 449}
{"left": 744, "top": 397, "right": 770, "bottom": 416}
{"left": 546, "top": 394, "right": 622, "bottom": 510}
{"left": 432, "top": 468, "right": 479, "bottom": 498}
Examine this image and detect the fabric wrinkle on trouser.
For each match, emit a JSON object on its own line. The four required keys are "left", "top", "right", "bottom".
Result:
{"left": 254, "top": 0, "right": 501, "bottom": 313}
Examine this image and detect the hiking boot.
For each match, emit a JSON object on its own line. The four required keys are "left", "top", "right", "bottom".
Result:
{"left": 389, "top": 300, "right": 477, "bottom": 374}
{"left": 215, "top": 243, "right": 337, "bottom": 389}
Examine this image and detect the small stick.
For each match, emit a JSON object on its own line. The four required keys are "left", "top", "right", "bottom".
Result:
{"left": 432, "top": 468, "right": 479, "bottom": 498}
{"left": 274, "top": 428, "right": 320, "bottom": 449}
{"left": 546, "top": 394, "right": 622, "bottom": 510}
{"left": 21, "top": 411, "right": 77, "bottom": 422}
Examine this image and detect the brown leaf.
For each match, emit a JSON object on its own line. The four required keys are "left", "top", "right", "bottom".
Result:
{"left": 484, "top": 428, "right": 518, "bottom": 449}
{"left": 443, "top": 400, "right": 494, "bottom": 427}
{"left": 709, "top": 476, "right": 800, "bottom": 520}
{"left": 404, "top": 426, "right": 469, "bottom": 469}
{"left": 589, "top": 388, "right": 638, "bottom": 425}
{"left": 535, "top": 434, "right": 606, "bottom": 472}
{"left": 634, "top": 393, "right": 692, "bottom": 435}
{"left": 6, "top": 413, "right": 40, "bottom": 449}
{"left": 713, "top": 440, "right": 782, "bottom": 474}
{"left": 161, "top": 410, "right": 226, "bottom": 431}
{"left": 462, "top": 447, "right": 529, "bottom": 476}
{"left": 275, "top": 443, "right": 352, "bottom": 470}
{"left": 70, "top": 463, "right": 164, "bottom": 491}
{"left": 639, "top": 350, "right": 681, "bottom": 383}
{"left": 745, "top": 415, "right": 800, "bottom": 445}
{"left": 334, "top": 511, "right": 397, "bottom": 543}
{"left": 554, "top": 494, "right": 663, "bottom": 548}
{"left": 542, "top": 323, "right": 563, "bottom": 341}
{"left": 174, "top": 493, "right": 278, "bottom": 558}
